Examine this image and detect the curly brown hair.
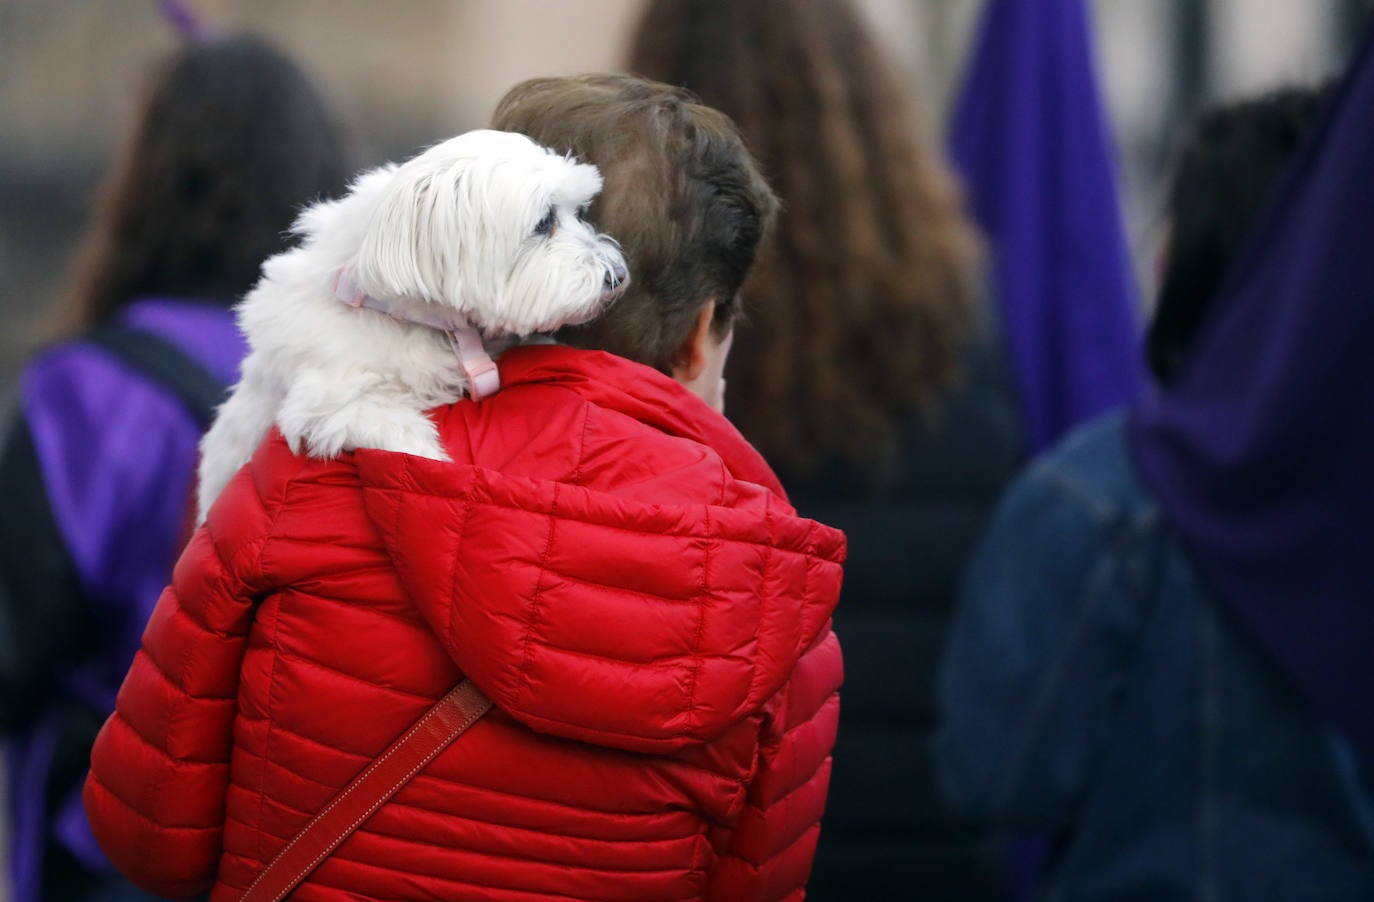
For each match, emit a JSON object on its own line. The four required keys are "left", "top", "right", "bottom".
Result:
{"left": 630, "top": 0, "right": 983, "bottom": 482}
{"left": 492, "top": 73, "right": 778, "bottom": 373}
{"left": 59, "top": 34, "right": 350, "bottom": 333}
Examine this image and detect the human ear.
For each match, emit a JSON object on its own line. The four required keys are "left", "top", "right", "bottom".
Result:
{"left": 671, "top": 300, "right": 717, "bottom": 384}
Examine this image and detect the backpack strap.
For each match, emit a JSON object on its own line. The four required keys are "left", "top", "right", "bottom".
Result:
{"left": 0, "top": 415, "right": 97, "bottom": 731}
{"left": 86, "top": 327, "right": 227, "bottom": 427}
{"left": 239, "top": 679, "right": 493, "bottom": 902}
{"left": 86, "top": 326, "right": 231, "bottom": 544}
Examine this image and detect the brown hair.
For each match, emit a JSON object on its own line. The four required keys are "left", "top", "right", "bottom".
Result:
{"left": 59, "top": 34, "right": 349, "bottom": 333}
{"left": 631, "top": 0, "right": 983, "bottom": 481}
{"left": 491, "top": 73, "right": 778, "bottom": 373}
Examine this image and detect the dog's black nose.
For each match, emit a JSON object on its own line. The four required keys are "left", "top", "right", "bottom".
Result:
{"left": 604, "top": 262, "right": 629, "bottom": 290}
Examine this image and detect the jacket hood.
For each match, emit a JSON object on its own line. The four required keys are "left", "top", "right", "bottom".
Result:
{"left": 355, "top": 347, "right": 845, "bottom": 755}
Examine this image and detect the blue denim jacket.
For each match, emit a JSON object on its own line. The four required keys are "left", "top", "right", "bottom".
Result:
{"left": 936, "top": 411, "right": 1374, "bottom": 901}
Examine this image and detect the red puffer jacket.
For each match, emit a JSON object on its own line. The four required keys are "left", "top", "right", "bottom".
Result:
{"left": 84, "top": 346, "right": 845, "bottom": 901}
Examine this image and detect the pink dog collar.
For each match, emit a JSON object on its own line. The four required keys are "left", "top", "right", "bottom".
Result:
{"left": 333, "top": 269, "right": 501, "bottom": 401}
{"left": 447, "top": 326, "right": 501, "bottom": 399}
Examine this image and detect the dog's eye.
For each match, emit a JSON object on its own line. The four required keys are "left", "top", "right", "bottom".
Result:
{"left": 534, "top": 208, "right": 557, "bottom": 237}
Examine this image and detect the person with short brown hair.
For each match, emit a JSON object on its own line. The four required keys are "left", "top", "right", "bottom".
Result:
{"left": 82, "top": 73, "right": 843, "bottom": 901}
{"left": 492, "top": 72, "right": 779, "bottom": 397}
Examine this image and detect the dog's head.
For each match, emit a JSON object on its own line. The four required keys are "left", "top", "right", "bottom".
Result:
{"left": 347, "top": 129, "right": 628, "bottom": 336}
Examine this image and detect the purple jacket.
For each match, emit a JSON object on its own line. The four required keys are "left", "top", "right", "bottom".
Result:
{"left": 1, "top": 298, "right": 245, "bottom": 901}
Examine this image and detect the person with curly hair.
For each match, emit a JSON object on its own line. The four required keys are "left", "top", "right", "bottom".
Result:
{"left": 630, "top": 1, "right": 1024, "bottom": 897}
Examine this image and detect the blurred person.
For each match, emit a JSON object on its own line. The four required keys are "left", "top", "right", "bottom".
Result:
{"left": 0, "top": 33, "right": 348, "bottom": 901}
{"left": 630, "top": 0, "right": 1023, "bottom": 897}
{"left": 934, "top": 83, "right": 1374, "bottom": 900}
{"left": 83, "top": 74, "right": 846, "bottom": 901}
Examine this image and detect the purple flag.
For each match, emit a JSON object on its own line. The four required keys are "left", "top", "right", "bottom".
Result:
{"left": 949, "top": 0, "right": 1141, "bottom": 452}
{"left": 1130, "top": 27, "right": 1374, "bottom": 757}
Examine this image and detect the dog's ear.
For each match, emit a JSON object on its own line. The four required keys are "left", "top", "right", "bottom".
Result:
{"left": 550, "top": 160, "right": 604, "bottom": 214}
{"left": 351, "top": 163, "right": 459, "bottom": 306}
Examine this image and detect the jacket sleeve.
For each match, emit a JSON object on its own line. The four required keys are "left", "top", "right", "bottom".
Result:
{"left": 932, "top": 463, "right": 1153, "bottom": 831}
{"left": 707, "top": 627, "right": 842, "bottom": 902}
{"left": 0, "top": 415, "right": 99, "bottom": 732}
{"left": 82, "top": 485, "right": 267, "bottom": 899}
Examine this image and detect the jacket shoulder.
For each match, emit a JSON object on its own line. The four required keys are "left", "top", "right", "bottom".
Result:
{"left": 1026, "top": 410, "right": 1156, "bottom": 528}
{"left": 435, "top": 380, "right": 738, "bottom": 506}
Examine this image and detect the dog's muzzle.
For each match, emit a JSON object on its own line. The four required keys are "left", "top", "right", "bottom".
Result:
{"left": 596, "top": 235, "right": 629, "bottom": 301}
{"left": 603, "top": 259, "right": 630, "bottom": 293}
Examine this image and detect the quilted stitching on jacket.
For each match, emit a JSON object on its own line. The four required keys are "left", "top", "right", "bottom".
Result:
{"left": 85, "top": 346, "right": 845, "bottom": 901}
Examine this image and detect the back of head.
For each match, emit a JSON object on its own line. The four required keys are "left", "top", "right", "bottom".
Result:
{"left": 62, "top": 33, "right": 350, "bottom": 331}
{"left": 490, "top": 73, "right": 778, "bottom": 374}
{"left": 630, "top": 0, "right": 982, "bottom": 482}
{"left": 1148, "top": 85, "right": 1330, "bottom": 387}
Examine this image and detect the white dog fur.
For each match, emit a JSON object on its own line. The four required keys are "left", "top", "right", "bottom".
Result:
{"left": 195, "top": 129, "right": 628, "bottom": 523}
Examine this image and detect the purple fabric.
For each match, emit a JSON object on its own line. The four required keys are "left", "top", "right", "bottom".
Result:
{"left": 21, "top": 299, "right": 242, "bottom": 632}
{"left": 8, "top": 298, "right": 244, "bottom": 900}
{"left": 157, "top": 0, "right": 211, "bottom": 42}
{"left": 1129, "top": 31, "right": 1374, "bottom": 757}
{"left": 119, "top": 297, "right": 246, "bottom": 385}
{"left": 948, "top": 0, "right": 1142, "bottom": 453}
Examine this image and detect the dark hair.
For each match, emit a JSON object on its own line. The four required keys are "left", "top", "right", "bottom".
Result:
{"left": 629, "top": 0, "right": 982, "bottom": 480}
{"left": 60, "top": 34, "right": 350, "bottom": 331}
{"left": 491, "top": 73, "right": 778, "bottom": 374}
{"left": 1148, "top": 85, "right": 1329, "bottom": 386}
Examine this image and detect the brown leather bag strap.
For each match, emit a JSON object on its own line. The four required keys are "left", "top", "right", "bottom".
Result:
{"left": 240, "top": 679, "right": 492, "bottom": 901}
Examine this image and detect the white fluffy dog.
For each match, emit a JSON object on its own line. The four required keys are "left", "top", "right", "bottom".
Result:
{"left": 195, "top": 129, "right": 629, "bottom": 522}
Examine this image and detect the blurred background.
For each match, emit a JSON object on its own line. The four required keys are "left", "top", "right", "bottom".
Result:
{"left": 0, "top": 1, "right": 1371, "bottom": 898}
{"left": 2, "top": 0, "right": 1371, "bottom": 386}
